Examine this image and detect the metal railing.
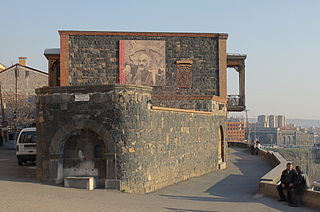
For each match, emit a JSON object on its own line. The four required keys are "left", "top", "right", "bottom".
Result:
{"left": 227, "top": 95, "right": 245, "bottom": 111}
{"left": 227, "top": 95, "right": 244, "bottom": 106}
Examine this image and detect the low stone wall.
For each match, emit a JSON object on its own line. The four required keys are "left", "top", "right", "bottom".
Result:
{"left": 227, "top": 142, "right": 249, "bottom": 148}
{"left": 258, "top": 148, "right": 320, "bottom": 209}
{"left": 36, "top": 84, "right": 227, "bottom": 193}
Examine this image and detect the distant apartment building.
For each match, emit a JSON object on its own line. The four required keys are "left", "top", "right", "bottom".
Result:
{"left": 227, "top": 121, "right": 245, "bottom": 143}
{"left": 257, "top": 115, "right": 286, "bottom": 129}
{"left": 268, "top": 115, "right": 278, "bottom": 128}
{"left": 0, "top": 57, "right": 48, "bottom": 126}
{"left": 277, "top": 115, "right": 286, "bottom": 128}
{"left": 257, "top": 115, "right": 269, "bottom": 128}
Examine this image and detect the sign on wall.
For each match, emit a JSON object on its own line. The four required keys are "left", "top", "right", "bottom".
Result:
{"left": 119, "top": 40, "right": 165, "bottom": 86}
{"left": 74, "top": 94, "right": 90, "bottom": 102}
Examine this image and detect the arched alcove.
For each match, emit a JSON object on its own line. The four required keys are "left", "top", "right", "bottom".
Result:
{"left": 48, "top": 119, "right": 116, "bottom": 187}
{"left": 63, "top": 129, "right": 106, "bottom": 187}
{"left": 218, "top": 126, "right": 225, "bottom": 163}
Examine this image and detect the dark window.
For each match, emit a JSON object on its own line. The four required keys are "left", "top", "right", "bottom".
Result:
{"left": 176, "top": 61, "right": 193, "bottom": 89}
{"left": 25, "top": 70, "right": 29, "bottom": 78}
{"left": 19, "top": 131, "right": 36, "bottom": 143}
{"left": 8, "top": 133, "right": 16, "bottom": 140}
{"left": 14, "top": 69, "right": 19, "bottom": 78}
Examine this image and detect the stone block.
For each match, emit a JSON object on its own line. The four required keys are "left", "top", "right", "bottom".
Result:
{"left": 64, "top": 176, "right": 96, "bottom": 190}
{"left": 218, "top": 162, "right": 227, "bottom": 170}
{"left": 105, "top": 179, "right": 120, "bottom": 190}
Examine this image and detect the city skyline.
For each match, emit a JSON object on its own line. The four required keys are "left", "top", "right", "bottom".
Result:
{"left": 1, "top": 0, "right": 319, "bottom": 119}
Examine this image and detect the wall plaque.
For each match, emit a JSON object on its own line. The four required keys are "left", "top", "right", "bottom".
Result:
{"left": 74, "top": 94, "right": 90, "bottom": 102}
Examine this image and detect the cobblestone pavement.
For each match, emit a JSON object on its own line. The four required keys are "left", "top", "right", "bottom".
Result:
{"left": 0, "top": 148, "right": 316, "bottom": 212}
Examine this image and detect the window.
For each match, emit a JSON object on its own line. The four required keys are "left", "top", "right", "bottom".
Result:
{"left": 19, "top": 131, "right": 36, "bottom": 143}
{"left": 176, "top": 60, "right": 193, "bottom": 89}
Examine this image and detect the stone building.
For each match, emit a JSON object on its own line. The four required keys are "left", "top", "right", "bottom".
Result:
{"left": 37, "top": 31, "right": 247, "bottom": 193}
{"left": 251, "top": 115, "right": 314, "bottom": 147}
{"left": 247, "top": 125, "right": 315, "bottom": 147}
{"left": 0, "top": 57, "right": 48, "bottom": 126}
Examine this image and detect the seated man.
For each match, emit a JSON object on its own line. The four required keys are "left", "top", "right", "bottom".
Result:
{"left": 277, "top": 162, "right": 296, "bottom": 203}
{"left": 289, "top": 166, "right": 310, "bottom": 207}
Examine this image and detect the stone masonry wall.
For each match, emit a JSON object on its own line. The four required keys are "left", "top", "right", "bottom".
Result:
{"left": 0, "top": 65, "right": 48, "bottom": 98}
{"left": 68, "top": 35, "right": 219, "bottom": 96}
{"left": 36, "top": 85, "right": 226, "bottom": 193}
{"left": 0, "top": 64, "right": 48, "bottom": 125}
{"left": 121, "top": 107, "right": 226, "bottom": 193}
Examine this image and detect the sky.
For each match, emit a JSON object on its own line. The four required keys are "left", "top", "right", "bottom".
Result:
{"left": 0, "top": 0, "right": 319, "bottom": 120}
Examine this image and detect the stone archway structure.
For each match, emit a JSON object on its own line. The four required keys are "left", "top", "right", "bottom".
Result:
{"left": 48, "top": 119, "right": 116, "bottom": 186}
{"left": 218, "top": 125, "right": 226, "bottom": 169}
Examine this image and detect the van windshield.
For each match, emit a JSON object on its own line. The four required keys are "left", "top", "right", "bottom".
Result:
{"left": 19, "top": 131, "right": 36, "bottom": 143}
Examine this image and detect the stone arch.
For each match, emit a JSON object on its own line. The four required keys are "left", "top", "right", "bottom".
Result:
{"left": 283, "top": 136, "right": 286, "bottom": 145}
{"left": 51, "top": 60, "right": 60, "bottom": 86}
{"left": 48, "top": 119, "right": 116, "bottom": 185}
{"left": 50, "top": 119, "right": 114, "bottom": 154}
{"left": 287, "top": 136, "right": 291, "bottom": 145}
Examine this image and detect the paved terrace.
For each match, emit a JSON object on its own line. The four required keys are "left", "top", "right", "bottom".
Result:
{"left": 0, "top": 148, "right": 316, "bottom": 212}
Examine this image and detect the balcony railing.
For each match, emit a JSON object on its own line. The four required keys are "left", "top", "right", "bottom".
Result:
{"left": 227, "top": 95, "right": 246, "bottom": 112}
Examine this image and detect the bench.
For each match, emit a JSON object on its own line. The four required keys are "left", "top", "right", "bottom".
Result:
{"left": 64, "top": 176, "right": 96, "bottom": 190}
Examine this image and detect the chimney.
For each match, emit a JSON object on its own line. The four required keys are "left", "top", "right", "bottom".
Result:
{"left": 19, "top": 57, "right": 27, "bottom": 66}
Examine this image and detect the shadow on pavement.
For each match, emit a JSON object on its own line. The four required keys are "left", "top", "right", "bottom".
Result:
{"left": 165, "top": 208, "right": 218, "bottom": 212}
{"left": 161, "top": 148, "right": 314, "bottom": 212}
{"left": 0, "top": 150, "right": 38, "bottom": 183}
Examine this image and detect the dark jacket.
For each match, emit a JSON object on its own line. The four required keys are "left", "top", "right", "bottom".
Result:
{"left": 280, "top": 169, "right": 296, "bottom": 185}
{"left": 294, "top": 171, "right": 310, "bottom": 191}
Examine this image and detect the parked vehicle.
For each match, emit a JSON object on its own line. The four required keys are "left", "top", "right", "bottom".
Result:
{"left": 313, "top": 181, "right": 320, "bottom": 192}
{"left": 16, "top": 128, "right": 36, "bottom": 165}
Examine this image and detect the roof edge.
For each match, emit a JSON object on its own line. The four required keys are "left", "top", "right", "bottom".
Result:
{"left": 58, "top": 30, "right": 228, "bottom": 39}
{"left": 0, "top": 64, "right": 48, "bottom": 75}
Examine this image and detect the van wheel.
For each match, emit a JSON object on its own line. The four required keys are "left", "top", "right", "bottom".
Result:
{"left": 18, "top": 159, "right": 23, "bottom": 166}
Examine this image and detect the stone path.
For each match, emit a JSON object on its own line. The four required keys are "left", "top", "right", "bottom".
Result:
{"left": 0, "top": 148, "right": 316, "bottom": 212}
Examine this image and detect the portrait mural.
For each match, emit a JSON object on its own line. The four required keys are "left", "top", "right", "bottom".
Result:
{"left": 119, "top": 40, "right": 166, "bottom": 86}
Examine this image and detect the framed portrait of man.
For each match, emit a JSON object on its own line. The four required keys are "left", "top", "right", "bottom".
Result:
{"left": 119, "top": 40, "right": 165, "bottom": 86}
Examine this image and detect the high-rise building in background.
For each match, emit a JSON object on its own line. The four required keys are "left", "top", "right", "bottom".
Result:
{"left": 257, "top": 115, "right": 269, "bottom": 128}
{"left": 268, "top": 115, "right": 278, "bottom": 128}
{"left": 277, "top": 115, "right": 286, "bottom": 128}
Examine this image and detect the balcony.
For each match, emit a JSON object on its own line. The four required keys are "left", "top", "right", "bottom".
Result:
{"left": 227, "top": 54, "right": 247, "bottom": 112}
{"left": 227, "top": 95, "right": 246, "bottom": 112}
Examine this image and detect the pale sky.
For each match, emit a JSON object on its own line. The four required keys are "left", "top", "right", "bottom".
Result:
{"left": 1, "top": 0, "right": 319, "bottom": 120}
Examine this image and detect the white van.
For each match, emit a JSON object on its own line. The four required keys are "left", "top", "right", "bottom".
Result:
{"left": 16, "top": 128, "right": 36, "bottom": 165}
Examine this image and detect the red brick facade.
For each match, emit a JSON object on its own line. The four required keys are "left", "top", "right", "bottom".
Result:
{"left": 227, "top": 121, "right": 245, "bottom": 143}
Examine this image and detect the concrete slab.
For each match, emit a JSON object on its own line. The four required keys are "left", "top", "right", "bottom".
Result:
{"left": 64, "top": 176, "right": 96, "bottom": 190}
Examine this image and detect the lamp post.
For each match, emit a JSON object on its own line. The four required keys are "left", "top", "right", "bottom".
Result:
{"left": 245, "top": 109, "right": 251, "bottom": 145}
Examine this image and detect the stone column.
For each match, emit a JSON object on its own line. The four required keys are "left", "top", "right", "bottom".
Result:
{"left": 239, "top": 62, "right": 245, "bottom": 106}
